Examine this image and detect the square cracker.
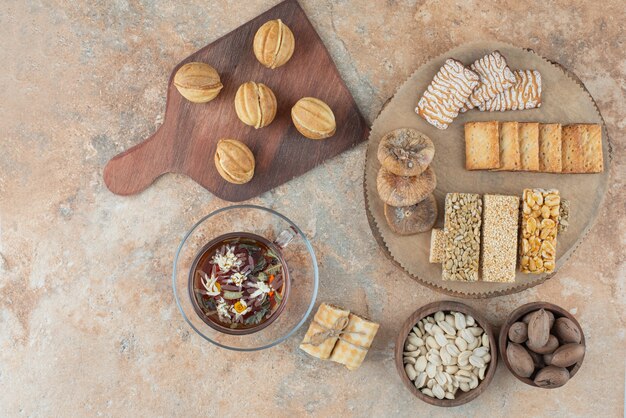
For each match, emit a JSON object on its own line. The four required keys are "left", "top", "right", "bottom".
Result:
{"left": 495, "top": 121, "right": 521, "bottom": 171}
{"left": 519, "top": 122, "right": 539, "bottom": 171}
{"left": 465, "top": 121, "right": 500, "bottom": 170}
{"left": 579, "top": 124, "right": 603, "bottom": 173}
{"left": 561, "top": 125, "right": 584, "bottom": 173}
{"left": 539, "top": 123, "right": 562, "bottom": 173}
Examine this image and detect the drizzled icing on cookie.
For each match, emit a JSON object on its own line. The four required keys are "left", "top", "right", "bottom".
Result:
{"left": 479, "top": 69, "right": 542, "bottom": 112}
{"left": 468, "top": 51, "right": 517, "bottom": 107}
{"left": 416, "top": 58, "right": 480, "bottom": 130}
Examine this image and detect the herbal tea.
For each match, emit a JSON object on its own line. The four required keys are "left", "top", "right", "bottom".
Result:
{"left": 190, "top": 233, "right": 288, "bottom": 332}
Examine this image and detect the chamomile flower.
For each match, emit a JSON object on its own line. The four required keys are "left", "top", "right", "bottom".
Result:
{"left": 215, "top": 298, "right": 232, "bottom": 322}
{"left": 232, "top": 299, "right": 251, "bottom": 321}
{"left": 200, "top": 271, "right": 221, "bottom": 296}
{"left": 211, "top": 245, "right": 242, "bottom": 271}
{"left": 228, "top": 272, "right": 247, "bottom": 287}
{"left": 249, "top": 281, "right": 272, "bottom": 299}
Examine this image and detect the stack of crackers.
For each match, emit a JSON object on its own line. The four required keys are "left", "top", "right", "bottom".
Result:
{"left": 465, "top": 121, "right": 603, "bottom": 173}
{"left": 416, "top": 51, "right": 542, "bottom": 130}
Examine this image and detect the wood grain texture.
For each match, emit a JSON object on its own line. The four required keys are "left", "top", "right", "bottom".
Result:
{"left": 394, "top": 301, "right": 498, "bottom": 407}
{"left": 498, "top": 301, "right": 585, "bottom": 388}
{"left": 103, "top": 0, "right": 369, "bottom": 201}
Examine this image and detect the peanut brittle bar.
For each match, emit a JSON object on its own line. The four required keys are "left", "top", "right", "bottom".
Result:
{"left": 519, "top": 189, "right": 560, "bottom": 274}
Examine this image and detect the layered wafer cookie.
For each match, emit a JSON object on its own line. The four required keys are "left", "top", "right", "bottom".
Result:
{"left": 464, "top": 51, "right": 516, "bottom": 110}
{"left": 329, "top": 313, "right": 379, "bottom": 371}
{"left": 300, "top": 304, "right": 350, "bottom": 360}
{"left": 465, "top": 121, "right": 500, "bottom": 170}
{"left": 478, "top": 70, "right": 542, "bottom": 112}
{"left": 561, "top": 125, "right": 584, "bottom": 173}
{"left": 442, "top": 193, "right": 482, "bottom": 282}
{"left": 495, "top": 121, "right": 521, "bottom": 171}
{"left": 429, "top": 228, "right": 445, "bottom": 263}
{"left": 538, "top": 123, "right": 562, "bottom": 173}
{"left": 579, "top": 124, "right": 603, "bottom": 173}
{"left": 520, "top": 189, "right": 560, "bottom": 274}
{"left": 481, "top": 195, "right": 520, "bottom": 283}
{"left": 519, "top": 122, "right": 539, "bottom": 171}
{"left": 416, "top": 58, "right": 480, "bottom": 130}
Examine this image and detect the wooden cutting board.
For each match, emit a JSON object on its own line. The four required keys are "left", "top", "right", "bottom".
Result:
{"left": 104, "top": 0, "right": 369, "bottom": 201}
{"left": 364, "top": 41, "right": 612, "bottom": 298}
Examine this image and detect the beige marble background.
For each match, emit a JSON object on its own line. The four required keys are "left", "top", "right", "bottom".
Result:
{"left": 0, "top": 0, "right": 624, "bottom": 416}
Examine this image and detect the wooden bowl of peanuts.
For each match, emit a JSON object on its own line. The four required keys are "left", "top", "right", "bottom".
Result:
{"left": 395, "top": 301, "right": 498, "bottom": 407}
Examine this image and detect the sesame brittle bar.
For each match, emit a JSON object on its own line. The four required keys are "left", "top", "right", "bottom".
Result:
{"left": 481, "top": 195, "right": 520, "bottom": 283}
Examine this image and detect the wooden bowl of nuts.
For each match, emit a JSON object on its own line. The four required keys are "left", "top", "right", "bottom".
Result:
{"left": 499, "top": 302, "right": 585, "bottom": 389}
{"left": 395, "top": 301, "right": 498, "bottom": 407}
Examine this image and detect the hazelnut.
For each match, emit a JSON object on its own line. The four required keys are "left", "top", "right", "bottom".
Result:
{"left": 174, "top": 62, "right": 223, "bottom": 103}
{"left": 253, "top": 19, "right": 295, "bottom": 69}
{"left": 234, "top": 82, "right": 277, "bottom": 129}
{"left": 291, "top": 97, "right": 336, "bottom": 140}
{"left": 214, "top": 139, "right": 255, "bottom": 184}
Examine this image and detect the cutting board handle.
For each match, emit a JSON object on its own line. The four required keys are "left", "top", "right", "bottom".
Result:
{"left": 103, "top": 127, "right": 171, "bottom": 195}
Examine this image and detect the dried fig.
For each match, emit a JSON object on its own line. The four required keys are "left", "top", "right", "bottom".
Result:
{"left": 253, "top": 19, "right": 295, "bottom": 69}
{"left": 377, "top": 128, "right": 435, "bottom": 176}
{"left": 508, "top": 322, "right": 528, "bottom": 343}
{"left": 291, "top": 97, "right": 336, "bottom": 140}
{"left": 554, "top": 317, "right": 582, "bottom": 344}
{"left": 506, "top": 343, "right": 534, "bottom": 378}
{"left": 550, "top": 343, "right": 585, "bottom": 368}
{"left": 527, "top": 309, "right": 551, "bottom": 348}
{"left": 376, "top": 167, "right": 436, "bottom": 207}
{"left": 384, "top": 194, "right": 437, "bottom": 235}
{"left": 214, "top": 139, "right": 255, "bottom": 184}
{"left": 534, "top": 366, "right": 570, "bottom": 388}
{"left": 526, "top": 334, "right": 559, "bottom": 354}
{"left": 234, "top": 81, "right": 277, "bottom": 129}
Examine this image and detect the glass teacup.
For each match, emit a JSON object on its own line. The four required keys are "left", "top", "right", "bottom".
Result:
{"left": 188, "top": 228, "right": 296, "bottom": 335}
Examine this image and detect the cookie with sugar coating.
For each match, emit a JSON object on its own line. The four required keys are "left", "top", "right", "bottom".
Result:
{"left": 416, "top": 58, "right": 479, "bottom": 130}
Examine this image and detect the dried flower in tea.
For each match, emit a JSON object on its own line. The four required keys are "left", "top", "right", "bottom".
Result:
{"left": 192, "top": 236, "right": 287, "bottom": 329}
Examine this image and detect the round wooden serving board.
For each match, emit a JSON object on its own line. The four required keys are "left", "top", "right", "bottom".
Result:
{"left": 364, "top": 41, "right": 612, "bottom": 298}
{"left": 104, "top": 0, "right": 369, "bottom": 202}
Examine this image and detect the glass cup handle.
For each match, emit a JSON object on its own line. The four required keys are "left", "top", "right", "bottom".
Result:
{"left": 274, "top": 226, "right": 298, "bottom": 249}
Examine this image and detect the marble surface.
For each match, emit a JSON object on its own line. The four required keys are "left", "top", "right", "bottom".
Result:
{"left": 0, "top": 0, "right": 624, "bottom": 416}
